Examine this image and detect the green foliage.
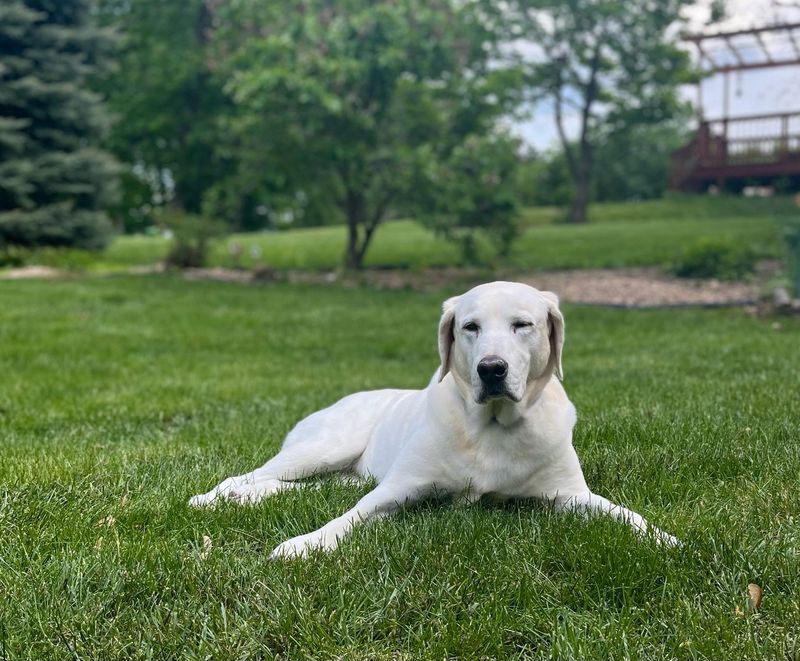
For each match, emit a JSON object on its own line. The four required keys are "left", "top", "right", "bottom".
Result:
{"left": 1, "top": 277, "right": 799, "bottom": 658}
{"left": 0, "top": 204, "right": 112, "bottom": 250}
{"left": 782, "top": 217, "right": 800, "bottom": 296}
{"left": 107, "top": 169, "right": 159, "bottom": 234}
{"left": 211, "top": 0, "right": 518, "bottom": 268}
{"left": 506, "top": 0, "right": 697, "bottom": 222}
{"left": 668, "top": 237, "right": 758, "bottom": 281}
{"left": 0, "top": 246, "right": 26, "bottom": 267}
{"left": 94, "top": 0, "right": 229, "bottom": 224}
{"left": 163, "top": 212, "right": 227, "bottom": 269}
{"left": 0, "top": 0, "right": 118, "bottom": 249}
{"left": 97, "top": 198, "right": 787, "bottom": 274}
{"left": 418, "top": 134, "right": 520, "bottom": 264}
{"left": 593, "top": 122, "right": 689, "bottom": 201}
{"left": 516, "top": 150, "right": 574, "bottom": 207}
{"left": 518, "top": 122, "right": 692, "bottom": 208}
{"left": 0, "top": 245, "right": 95, "bottom": 270}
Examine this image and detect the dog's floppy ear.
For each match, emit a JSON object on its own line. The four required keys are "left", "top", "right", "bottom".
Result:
{"left": 437, "top": 295, "right": 459, "bottom": 382}
{"left": 539, "top": 290, "right": 559, "bottom": 307}
{"left": 542, "top": 291, "right": 565, "bottom": 380}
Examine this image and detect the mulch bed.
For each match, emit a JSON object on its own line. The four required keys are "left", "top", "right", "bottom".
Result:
{"left": 1, "top": 263, "right": 763, "bottom": 308}
{"left": 190, "top": 265, "right": 761, "bottom": 308}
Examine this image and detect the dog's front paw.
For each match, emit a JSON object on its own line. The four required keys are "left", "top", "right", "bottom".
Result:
{"left": 652, "top": 528, "right": 681, "bottom": 548}
{"left": 189, "top": 477, "right": 285, "bottom": 508}
{"left": 189, "top": 490, "right": 219, "bottom": 507}
{"left": 661, "top": 532, "right": 681, "bottom": 548}
{"left": 269, "top": 531, "right": 337, "bottom": 560}
{"left": 189, "top": 476, "right": 239, "bottom": 507}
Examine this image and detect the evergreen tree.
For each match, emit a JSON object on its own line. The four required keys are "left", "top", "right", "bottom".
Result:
{"left": 0, "top": 0, "right": 117, "bottom": 250}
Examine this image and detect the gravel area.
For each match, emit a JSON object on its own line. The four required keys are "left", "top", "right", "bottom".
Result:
{"left": 300, "top": 266, "right": 761, "bottom": 307}
{"left": 1, "top": 264, "right": 761, "bottom": 307}
{"left": 517, "top": 268, "right": 759, "bottom": 307}
{"left": 0, "top": 265, "right": 64, "bottom": 280}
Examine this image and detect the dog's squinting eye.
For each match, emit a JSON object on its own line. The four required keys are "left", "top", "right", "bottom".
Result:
{"left": 512, "top": 320, "right": 533, "bottom": 331}
{"left": 462, "top": 322, "right": 480, "bottom": 333}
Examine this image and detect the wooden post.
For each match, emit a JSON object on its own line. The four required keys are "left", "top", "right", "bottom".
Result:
{"left": 781, "top": 114, "right": 789, "bottom": 153}
{"left": 723, "top": 71, "right": 730, "bottom": 120}
{"left": 697, "top": 78, "right": 704, "bottom": 120}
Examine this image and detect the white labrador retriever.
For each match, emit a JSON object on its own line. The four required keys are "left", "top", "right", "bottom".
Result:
{"left": 190, "top": 281, "right": 677, "bottom": 557}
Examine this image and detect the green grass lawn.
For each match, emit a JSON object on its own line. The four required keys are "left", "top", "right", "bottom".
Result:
{"left": 96, "top": 195, "right": 797, "bottom": 272}
{"left": 1, "top": 276, "right": 799, "bottom": 659}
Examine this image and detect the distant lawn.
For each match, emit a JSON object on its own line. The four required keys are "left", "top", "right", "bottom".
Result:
{"left": 0, "top": 276, "right": 798, "bottom": 658}
{"left": 519, "top": 193, "right": 798, "bottom": 225}
{"left": 97, "top": 195, "right": 796, "bottom": 272}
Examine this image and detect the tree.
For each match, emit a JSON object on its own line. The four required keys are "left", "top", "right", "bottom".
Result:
{"left": 515, "top": 149, "right": 573, "bottom": 207}
{"left": 417, "top": 133, "right": 520, "bottom": 264}
{"left": 507, "top": 0, "right": 696, "bottom": 222}
{"left": 592, "top": 120, "right": 689, "bottom": 201}
{"left": 212, "top": 0, "right": 516, "bottom": 269}
{"left": 515, "top": 119, "right": 690, "bottom": 207}
{"left": 94, "top": 0, "right": 231, "bottom": 226}
{"left": 0, "top": 0, "right": 117, "bottom": 249}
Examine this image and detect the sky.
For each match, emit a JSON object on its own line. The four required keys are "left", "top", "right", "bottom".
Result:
{"left": 513, "top": 0, "right": 800, "bottom": 150}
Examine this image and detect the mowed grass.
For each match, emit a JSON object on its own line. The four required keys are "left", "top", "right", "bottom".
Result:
{"left": 99, "top": 195, "right": 797, "bottom": 272}
{"left": 1, "top": 276, "right": 799, "bottom": 659}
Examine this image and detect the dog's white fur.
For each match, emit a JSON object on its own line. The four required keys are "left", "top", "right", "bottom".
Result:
{"left": 190, "top": 281, "right": 677, "bottom": 557}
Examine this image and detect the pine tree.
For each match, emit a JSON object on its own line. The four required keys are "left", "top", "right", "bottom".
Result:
{"left": 0, "top": 0, "right": 118, "bottom": 250}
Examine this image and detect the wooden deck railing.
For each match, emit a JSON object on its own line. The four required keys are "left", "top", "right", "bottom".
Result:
{"left": 671, "top": 111, "right": 800, "bottom": 189}
{"left": 700, "top": 112, "right": 800, "bottom": 166}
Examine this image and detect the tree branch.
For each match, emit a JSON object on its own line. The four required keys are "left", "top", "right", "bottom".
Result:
{"left": 553, "top": 81, "right": 578, "bottom": 181}
{"left": 578, "top": 40, "right": 602, "bottom": 154}
{"left": 356, "top": 185, "right": 395, "bottom": 261}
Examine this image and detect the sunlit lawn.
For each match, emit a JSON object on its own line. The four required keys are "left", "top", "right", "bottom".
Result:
{"left": 101, "top": 217, "right": 782, "bottom": 272}
{"left": 0, "top": 276, "right": 798, "bottom": 658}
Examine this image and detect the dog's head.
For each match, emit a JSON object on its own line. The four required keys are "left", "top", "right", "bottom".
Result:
{"left": 437, "top": 281, "right": 564, "bottom": 405}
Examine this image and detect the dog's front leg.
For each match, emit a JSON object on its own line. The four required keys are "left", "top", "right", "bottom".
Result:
{"left": 552, "top": 492, "right": 679, "bottom": 547}
{"left": 270, "top": 478, "right": 428, "bottom": 559}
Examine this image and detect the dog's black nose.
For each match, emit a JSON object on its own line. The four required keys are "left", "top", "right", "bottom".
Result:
{"left": 477, "top": 356, "right": 508, "bottom": 384}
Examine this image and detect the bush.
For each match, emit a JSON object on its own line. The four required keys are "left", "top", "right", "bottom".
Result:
{"left": 0, "top": 245, "right": 96, "bottom": 270}
{"left": 0, "top": 204, "right": 113, "bottom": 251}
{"left": 417, "top": 134, "right": 520, "bottom": 265}
{"left": 668, "top": 237, "right": 758, "bottom": 280}
{"left": 163, "top": 213, "right": 227, "bottom": 269}
{"left": 783, "top": 219, "right": 800, "bottom": 296}
{"left": 0, "top": 245, "right": 27, "bottom": 268}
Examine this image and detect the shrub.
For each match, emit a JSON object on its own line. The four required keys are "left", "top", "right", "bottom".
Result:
{"left": 0, "top": 204, "right": 113, "bottom": 251}
{"left": 163, "top": 213, "right": 227, "bottom": 269}
{"left": 783, "top": 219, "right": 800, "bottom": 296}
{"left": 0, "top": 246, "right": 96, "bottom": 270}
{"left": 0, "top": 245, "right": 28, "bottom": 268}
{"left": 668, "top": 237, "right": 758, "bottom": 280}
{"left": 417, "top": 134, "right": 520, "bottom": 265}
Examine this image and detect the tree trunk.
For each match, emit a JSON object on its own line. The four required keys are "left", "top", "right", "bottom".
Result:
{"left": 343, "top": 188, "right": 367, "bottom": 270}
{"left": 568, "top": 170, "right": 590, "bottom": 223}
{"left": 567, "top": 144, "right": 592, "bottom": 224}
{"left": 344, "top": 218, "right": 362, "bottom": 270}
{"left": 558, "top": 42, "right": 601, "bottom": 225}
{"left": 341, "top": 187, "right": 389, "bottom": 270}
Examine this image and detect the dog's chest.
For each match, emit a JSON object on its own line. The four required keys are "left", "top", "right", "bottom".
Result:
{"left": 447, "top": 423, "right": 545, "bottom": 496}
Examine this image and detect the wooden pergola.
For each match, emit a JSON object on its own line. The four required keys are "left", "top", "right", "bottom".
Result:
{"left": 671, "top": 21, "right": 800, "bottom": 192}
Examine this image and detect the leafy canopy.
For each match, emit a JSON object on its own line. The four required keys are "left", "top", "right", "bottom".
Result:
{"left": 93, "top": 0, "right": 228, "bottom": 226}
{"left": 211, "top": 0, "right": 518, "bottom": 268}
{"left": 505, "top": 0, "right": 697, "bottom": 221}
